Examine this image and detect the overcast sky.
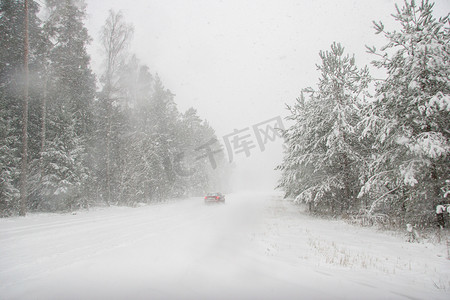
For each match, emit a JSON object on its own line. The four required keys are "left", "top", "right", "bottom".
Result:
{"left": 83, "top": 0, "right": 450, "bottom": 191}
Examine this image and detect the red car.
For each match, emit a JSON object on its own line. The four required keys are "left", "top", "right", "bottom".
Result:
{"left": 204, "top": 192, "right": 225, "bottom": 204}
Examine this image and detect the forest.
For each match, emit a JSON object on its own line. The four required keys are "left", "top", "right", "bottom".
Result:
{"left": 0, "top": 0, "right": 230, "bottom": 216}
{"left": 277, "top": 0, "right": 449, "bottom": 229}
{"left": 1, "top": 1, "right": 449, "bottom": 230}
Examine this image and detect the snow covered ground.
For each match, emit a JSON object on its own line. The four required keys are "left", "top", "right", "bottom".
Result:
{"left": 1, "top": 191, "right": 449, "bottom": 300}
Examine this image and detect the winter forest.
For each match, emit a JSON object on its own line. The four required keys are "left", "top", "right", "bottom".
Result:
{"left": 1, "top": 0, "right": 231, "bottom": 216}
{"left": 1, "top": 0, "right": 449, "bottom": 231}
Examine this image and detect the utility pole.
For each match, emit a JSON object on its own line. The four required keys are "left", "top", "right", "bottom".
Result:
{"left": 20, "top": 0, "right": 29, "bottom": 216}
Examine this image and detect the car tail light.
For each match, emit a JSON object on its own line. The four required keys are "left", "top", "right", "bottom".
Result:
{"left": 216, "top": 196, "right": 219, "bottom": 199}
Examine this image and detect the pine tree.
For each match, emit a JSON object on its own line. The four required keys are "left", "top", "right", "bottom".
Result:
{"left": 113, "top": 60, "right": 155, "bottom": 204}
{"left": 0, "top": 0, "right": 47, "bottom": 215}
{"left": 277, "top": 43, "right": 371, "bottom": 213}
{"left": 178, "top": 108, "right": 214, "bottom": 196}
{"left": 97, "top": 9, "right": 133, "bottom": 205}
{"left": 33, "top": 0, "right": 95, "bottom": 210}
{"left": 361, "top": 0, "right": 449, "bottom": 223}
{"left": 149, "top": 74, "right": 180, "bottom": 199}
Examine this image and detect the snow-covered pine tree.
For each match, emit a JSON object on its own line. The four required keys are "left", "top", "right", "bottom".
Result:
{"left": 34, "top": 0, "right": 95, "bottom": 211}
{"left": 0, "top": 103, "right": 21, "bottom": 216}
{"left": 277, "top": 43, "right": 370, "bottom": 214}
{"left": 360, "top": 0, "right": 449, "bottom": 224}
{"left": 113, "top": 60, "right": 155, "bottom": 204}
{"left": 0, "top": 0, "right": 27, "bottom": 215}
{"left": 178, "top": 108, "right": 217, "bottom": 196}
{"left": 38, "top": 117, "right": 89, "bottom": 211}
{"left": 148, "top": 74, "right": 181, "bottom": 199}
{"left": 0, "top": 0, "right": 47, "bottom": 215}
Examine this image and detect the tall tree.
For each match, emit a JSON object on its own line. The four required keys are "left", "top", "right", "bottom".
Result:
{"left": 113, "top": 60, "right": 155, "bottom": 204}
{"left": 277, "top": 43, "right": 370, "bottom": 213}
{"left": 0, "top": 0, "right": 46, "bottom": 215}
{"left": 148, "top": 74, "right": 180, "bottom": 199}
{"left": 98, "top": 9, "right": 133, "bottom": 205}
{"left": 361, "top": 0, "right": 449, "bottom": 222}
{"left": 35, "top": 0, "right": 95, "bottom": 210}
{"left": 20, "top": 0, "right": 30, "bottom": 216}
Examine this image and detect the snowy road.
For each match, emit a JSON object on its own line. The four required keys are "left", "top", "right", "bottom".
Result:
{"left": 1, "top": 191, "right": 449, "bottom": 300}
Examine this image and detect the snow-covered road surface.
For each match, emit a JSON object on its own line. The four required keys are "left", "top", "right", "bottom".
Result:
{"left": 1, "top": 191, "right": 449, "bottom": 299}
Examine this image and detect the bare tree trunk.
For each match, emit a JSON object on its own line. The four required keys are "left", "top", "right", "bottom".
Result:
{"left": 39, "top": 77, "right": 47, "bottom": 179}
{"left": 342, "top": 153, "right": 352, "bottom": 213}
{"left": 105, "top": 89, "right": 111, "bottom": 206}
{"left": 19, "top": 0, "right": 29, "bottom": 216}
